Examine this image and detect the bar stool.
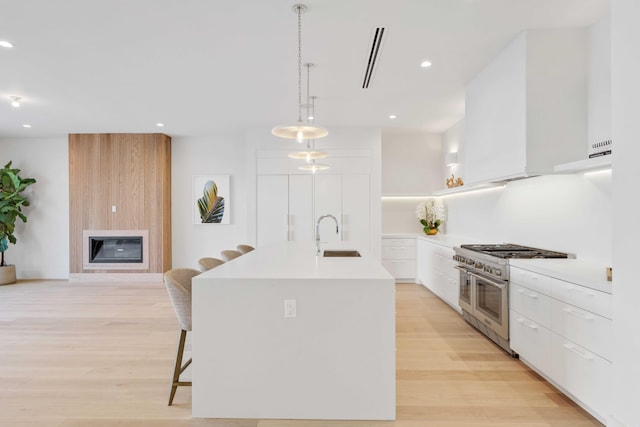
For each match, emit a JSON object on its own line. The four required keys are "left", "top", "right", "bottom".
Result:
{"left": 221, "top": 249, "right": 242, "bottom": 261}
{"left": 197, "top": 257, "right": 225, "bottom": 272}
{"left": 236, "top": 244, "right": 255, "bottom": 254}
{"left": 163, "top": 268, "right": 201, "bottom": 406}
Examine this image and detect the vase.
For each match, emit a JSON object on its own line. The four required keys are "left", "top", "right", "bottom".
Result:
{"left": 426, "top": 229, "right": 438, "bottom": 235}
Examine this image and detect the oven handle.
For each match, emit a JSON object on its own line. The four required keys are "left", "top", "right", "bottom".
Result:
{"left": 467, "top": 271, "right": 507, "bottom": 289}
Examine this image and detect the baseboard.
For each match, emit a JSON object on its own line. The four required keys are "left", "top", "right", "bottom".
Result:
{"left": 69, "top": 273, "right": 163, "bottom": 282}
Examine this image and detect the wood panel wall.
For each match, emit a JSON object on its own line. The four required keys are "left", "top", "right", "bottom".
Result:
{"left": 69, "top": 134, "right": 171, "bottom": 273}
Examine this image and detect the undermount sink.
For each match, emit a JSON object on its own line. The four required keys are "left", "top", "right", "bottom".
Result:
{"left": 323, "top": 250, "right": 361, "bottom": 257}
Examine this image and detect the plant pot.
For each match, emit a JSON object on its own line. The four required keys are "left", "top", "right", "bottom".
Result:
{"left": 0, "top": 265, "right": 17, "bottom": 285}
{"left": 425, "top": 229, "right": 438, "bottom": 235}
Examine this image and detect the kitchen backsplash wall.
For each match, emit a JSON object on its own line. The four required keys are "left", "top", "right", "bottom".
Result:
{"left": 445, "top": 172, "right": 612, "bottom": 263}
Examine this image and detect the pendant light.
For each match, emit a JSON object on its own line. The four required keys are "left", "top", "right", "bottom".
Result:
{"left": 289, "top": 64, "right": 328, "bottom": 161}
{"left": 272, "top": 4, "right": 328, "bottom": 143}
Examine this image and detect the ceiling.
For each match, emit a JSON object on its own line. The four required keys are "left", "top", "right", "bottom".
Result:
{"left": 0, "top": 0, "right": 609, "bottom": 139}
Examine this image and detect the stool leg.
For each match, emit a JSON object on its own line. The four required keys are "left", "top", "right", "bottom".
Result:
{"left": 168, "top": 329, "right": 188, "bottom": 406}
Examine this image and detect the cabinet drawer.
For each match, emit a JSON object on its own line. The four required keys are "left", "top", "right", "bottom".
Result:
{"left": 510, "top": 283, "right": 552, "bottom": 329}
{"left": 510, "top": 309, "right": 552, "bottom": 375}
{"left": 551, "top": 333, "right": 611, "bottom": 419}
{"left": 510, "top": 267, "right": 552, "bottom": 295}
{"left": 382, "top": 259, "right": 416, "bottom": 279}
{"left": 382, "top": 246, "right": 416, "bottom": 260}
{"left": 551, "top": 299, "right": 612, "bottom": 361}
{"left": 382, "top": 238, "right": 416, "bottom": 247}
{"left": 551, "top": 278, "right": 612, "bottom": 319}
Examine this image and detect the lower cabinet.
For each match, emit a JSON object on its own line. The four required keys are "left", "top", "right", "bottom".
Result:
{"left": 381, "top": 237, "right": 416, "bottom": 282}
{"left": 416, "top": 238, "right": 459, "bottom": 311}
{"left": 510, "top": 266, "right": 611, "bottom": 423}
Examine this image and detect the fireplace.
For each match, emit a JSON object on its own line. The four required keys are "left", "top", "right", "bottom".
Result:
{"left": 89, "top": 236, "right": 143, "bottom": 263}
{"left": 83, "top": 230, "right": 149, "bottom": 270}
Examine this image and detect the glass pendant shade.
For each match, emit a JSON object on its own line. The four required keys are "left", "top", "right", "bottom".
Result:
{"left": 288, "top": 149, "right": 328, "bottom": 160}
{"left": 298, "top": 162, "right": 330, "bottom": 172}
{"left": 272, "top": 123, "right": 328, "bottom": 142}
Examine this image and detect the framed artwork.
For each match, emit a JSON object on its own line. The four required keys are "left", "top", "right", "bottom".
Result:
{"left": 193, "top": 175, "right": 231, "bottom": 224}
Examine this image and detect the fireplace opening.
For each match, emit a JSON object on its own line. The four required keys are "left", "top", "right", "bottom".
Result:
{"left": 89, "top": 236, "right": 143, "bottom": 264}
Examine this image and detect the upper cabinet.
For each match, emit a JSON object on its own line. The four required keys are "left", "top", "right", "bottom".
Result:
{"left": 464, "top": 30, "right": 587, "bottom": 184}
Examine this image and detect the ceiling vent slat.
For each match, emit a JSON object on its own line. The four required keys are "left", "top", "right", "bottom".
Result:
{"left": 362, "top": 27, "right": 385, "bottom": 89}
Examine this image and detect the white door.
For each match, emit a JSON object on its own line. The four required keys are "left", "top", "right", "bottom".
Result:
{"left": 257, "top": 175, "right": 288, "bottom": 247}
{"left": 288, "top": 174, "right": 313, "bottom": 242}
{"left": 314, "top": 174, "right": 342, "bottom": 244}
{"left": 342, "top": 174, "right": 370, "bottom": 250}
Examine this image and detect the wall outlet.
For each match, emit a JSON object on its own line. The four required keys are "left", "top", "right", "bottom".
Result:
{"left": 111, "top": 205, "right": 117, "bottom": 213}
{"left": 284, "top": 299, "right": 296, "bottom": 318}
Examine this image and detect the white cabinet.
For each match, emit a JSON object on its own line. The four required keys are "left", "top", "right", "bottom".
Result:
{"left": 381, "top": 237, "right": 416, "bottom": 282}
{"left": 289, "top": 175, "right": 314, "bottom": 242}
{"left": 465, "top": 30, "right": 586, "bottom": 184}
{"left": 257, "top": 175, "right": 289, "bottom": 247}
{"left": 257, "top": 172, "right": 371, "bottom": 251}
{"left": 415, "top": 238, "right": 459, "bottom": 311}
{"left": 509, "top": 266, "right": 611, "bottom": 423}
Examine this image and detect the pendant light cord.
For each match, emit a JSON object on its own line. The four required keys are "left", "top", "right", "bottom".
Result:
{"left": 297, "top": 5, "right": 303, "bottom": 123}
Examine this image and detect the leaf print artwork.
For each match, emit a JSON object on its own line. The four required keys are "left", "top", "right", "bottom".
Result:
{"left": 197, "top": 180, "right": 225, "bottom": 223}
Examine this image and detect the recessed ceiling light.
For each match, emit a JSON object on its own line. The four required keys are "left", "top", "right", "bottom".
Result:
{"left": 23, "top": 124, "right": 31, "bottom": 128}
{"left": 10, "top": 96, "right": 21, "bottom": 107}
{"left": 389, "top": 115, "right": 397, "bottom": 119}
{"left": 420, "top": 60, "right": 432, "bottom": 68}
{"left": 156, "top": 123, "right": 164, "bottom": 127}
{"left": 0, "top": 41, "right": 13, "bottom": 48}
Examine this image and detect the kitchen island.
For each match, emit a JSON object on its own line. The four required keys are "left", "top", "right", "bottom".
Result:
{"left": 191, "top": 241, "right": 396, "bottom": 420}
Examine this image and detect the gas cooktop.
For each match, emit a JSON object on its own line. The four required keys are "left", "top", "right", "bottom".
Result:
{"left": 459, "top": 244, "right": 569, "bottom": 259}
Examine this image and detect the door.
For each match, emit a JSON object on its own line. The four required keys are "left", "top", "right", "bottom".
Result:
{"left": 257, "top": 175, "right": 288, "bottom": 247}
{"left": 314, "top": 174, "right": 342, "bottom": 244}
{"left": 342, "top": 174, "right": 370, "bottom": 249}
{"left": 288, "top": 175, "right": 313, "bottom": 242}
{"left": 472, "top": 273, "right": 509, "bottom": 339}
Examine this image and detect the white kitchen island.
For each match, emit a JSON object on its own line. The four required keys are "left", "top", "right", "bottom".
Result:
{"left": 191, "top": 241, "right": 396, "bottom": 420}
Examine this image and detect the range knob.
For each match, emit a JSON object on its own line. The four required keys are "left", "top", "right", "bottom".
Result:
{"left": 494, "top": 269, "right": 502, "bottom": 276}
{"left": 474, "top": 262, "right": 484, "bottom": 269}
{"left": 484, "top": 266, "right": 493, "bottom": 274}
{"left": 466, "top": 259, "right": 474, "bottom": 265}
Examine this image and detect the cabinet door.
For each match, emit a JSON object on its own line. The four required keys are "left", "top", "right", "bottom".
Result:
{"left": 342, "top": 174, "right": 370, "bottom": 249}
{"left": 288, "top": 175, "right": 313, "bottom": 242}
{"left": 257, "top": 175, "right": 289, "bottom": 247}
{"left": 314, "top": 174, "right": 342, "bottom": 244}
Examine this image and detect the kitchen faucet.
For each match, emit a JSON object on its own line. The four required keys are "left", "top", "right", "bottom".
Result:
{"left": 316, "top": 214, "right": 339, "bottom": 255}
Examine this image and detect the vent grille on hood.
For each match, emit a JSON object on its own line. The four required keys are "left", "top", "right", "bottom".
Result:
{"left": 362, "top": 27, "right": 386, "bottom": 89}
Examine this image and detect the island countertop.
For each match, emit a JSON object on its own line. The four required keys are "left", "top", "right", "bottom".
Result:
{"left": 192, "top": 241, "right": 396, "bottom": 421}
{"left": 197, "top": 241, "right": 393, "bottom": 280}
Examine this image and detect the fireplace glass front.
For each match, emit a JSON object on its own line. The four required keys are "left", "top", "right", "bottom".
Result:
{"left": 89, "top": 236, "right": 143, "bottom": 263}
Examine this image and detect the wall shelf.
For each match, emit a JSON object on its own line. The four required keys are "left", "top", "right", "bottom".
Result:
{"left": 554, "top": 156, "right": 612, "bottom": 173}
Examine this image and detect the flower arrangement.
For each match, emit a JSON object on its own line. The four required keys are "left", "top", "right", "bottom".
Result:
{"left": 415, "top": 198, "right": 445, "bottom": 235}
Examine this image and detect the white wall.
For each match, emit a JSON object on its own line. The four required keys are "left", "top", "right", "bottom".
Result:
{"left": 381, "top": 130, "right": 441, "bottom": 195}
{"left": 441, "top": 119, "right": 464, "bottom": 185}
{"left": 611, "top": 0, "right": 639, "bottom": 426}
{"left": 381, "top": 130, "right": 442, "bottom": 234}
{"left": 0, "top": 137, "right": 69, "bottom": 279}
{"left": 171, "top": 132, "right": 249, "bottom": 270}
{"left": 444, "top": 172, "right": 612, "bottom": 263}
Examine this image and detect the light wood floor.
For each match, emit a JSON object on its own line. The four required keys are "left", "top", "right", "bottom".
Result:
{"left": 0, "top": 280, "right": 602, "bottom": 427}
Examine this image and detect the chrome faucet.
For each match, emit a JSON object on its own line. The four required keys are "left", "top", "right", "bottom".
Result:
{"left": 316, "top": 214, "right": 339, "bottom": 255}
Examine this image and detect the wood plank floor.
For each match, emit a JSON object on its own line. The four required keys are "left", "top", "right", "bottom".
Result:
{"left": 0, "top": 280, "right": 602, "bottom": 427}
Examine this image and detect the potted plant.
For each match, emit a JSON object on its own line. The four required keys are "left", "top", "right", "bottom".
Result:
{"left": 416, "top": 198, "right": 445, "bottom": 235}
{"left": 0, "top": 161, "right": 36, "bottom": 285}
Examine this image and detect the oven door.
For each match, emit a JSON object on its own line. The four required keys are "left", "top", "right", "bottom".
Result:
{"left": 455, "top": 266, "right": 474, "bottom": 314}
{"left": 469, "top": 271, "right": 509, "bottom": 340}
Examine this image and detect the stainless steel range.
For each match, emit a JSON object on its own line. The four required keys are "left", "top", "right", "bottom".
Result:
{"left": 453, "top": 244, "right": 569, "bottom": 356}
